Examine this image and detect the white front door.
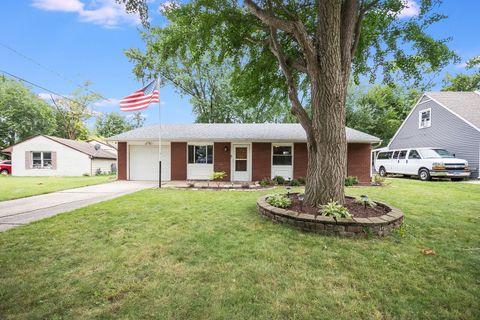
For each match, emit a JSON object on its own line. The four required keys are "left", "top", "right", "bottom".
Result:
{"left": 129, "top": 145, "right": 170, "bottom": 181}
{"left": 232, "top": 144, "right": 250, "bottom": 181}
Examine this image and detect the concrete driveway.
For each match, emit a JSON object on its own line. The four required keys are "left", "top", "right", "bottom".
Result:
{"left": 0, "top": 181, "right": 157, "bottom": 232}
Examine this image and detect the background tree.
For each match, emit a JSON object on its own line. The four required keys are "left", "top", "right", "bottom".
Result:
{"left": 125, "top": 45, "right": 293, "bottom": 123}
{"left": 120, "top": 0, "right": 457, "bottom": 205}
{"left": 442, "top": 56, "right": 480, "bottom": 91}
{"left": 0, "top": 76, "right": 56, "bottom": 148}
{"left": 95, "top": 112, "right": 134, "bottom": 138}
{"left": 346, "top": 84, "right": 421, "bottom": 146}
{"left": 129, "top": 111, "right": 146, "bottom": 129}
{"left": 51, "top": 82, "right": 100, "bottom": 140}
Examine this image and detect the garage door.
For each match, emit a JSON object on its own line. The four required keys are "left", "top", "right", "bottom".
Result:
{"left": 129, "top": 145, "right": 171, "bottom": 181}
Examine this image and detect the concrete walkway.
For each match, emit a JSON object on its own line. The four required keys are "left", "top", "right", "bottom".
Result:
{"left": 0, "top": 181, "right": 157, "bottom": 232}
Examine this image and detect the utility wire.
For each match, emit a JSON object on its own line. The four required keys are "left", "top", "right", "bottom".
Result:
{"left": 0, "top": 69, "right": 84, "bottom": 106}
{"left": 0, "top": 42, "right": 109, "bottom": 101}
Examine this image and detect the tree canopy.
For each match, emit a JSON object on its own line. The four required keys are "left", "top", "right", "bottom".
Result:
{"left": 0, "top": 77, "right": 56, "bottom": 149}
{"left": 442, "top": 56, "right": 480, "bottom": 91}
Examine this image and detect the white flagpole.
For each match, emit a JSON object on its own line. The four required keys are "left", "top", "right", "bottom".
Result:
{"left": 158, "top": 77, "right": 162, "bottom": 188}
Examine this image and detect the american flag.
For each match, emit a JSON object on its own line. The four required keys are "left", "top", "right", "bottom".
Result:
{"left": 119, "top": 80, "right": 159, "bottom": 112}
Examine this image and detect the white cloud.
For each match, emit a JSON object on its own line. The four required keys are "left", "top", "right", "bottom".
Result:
{"left": 32, "top": 0, "right": 140, "bottom": 28}
{"left": 397, "top": 0, "right": 420, "bottom": 19}
{"left": 93, "top": 98, "right": 121, "bottom": 108}
{"left": 455, "top": 62, "right": 467, "bottom": 69}
{"left": 32, "top": 0, "right": 84, "bottom": 12}
{"left": 38, "top": 92, "right": 61, "bottom": 104}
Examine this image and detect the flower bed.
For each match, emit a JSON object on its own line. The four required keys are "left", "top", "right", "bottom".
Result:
{"left": 256, "top": 194, "right": 404, "bottom": 237}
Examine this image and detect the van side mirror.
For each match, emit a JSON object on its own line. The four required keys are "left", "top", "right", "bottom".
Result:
{"left": 453, "top": 153, "right": 456, "bottom": 157}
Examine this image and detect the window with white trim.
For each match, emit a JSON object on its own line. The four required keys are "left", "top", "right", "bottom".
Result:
{"left": 32, "top": 152, "right": 52, "bottom": 169}
{"left": 272, "top": 145, "right": 292, "bottom": 166}
{"left": 188, "top": 145, "right": 213, "bottom": 164}
{"left": 419, "top": 108, "right": 431, "bottom": 128}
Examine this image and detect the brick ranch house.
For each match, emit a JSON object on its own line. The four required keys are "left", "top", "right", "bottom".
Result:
{"left": 107, "top": 124, "right": 380, "bottom": 183}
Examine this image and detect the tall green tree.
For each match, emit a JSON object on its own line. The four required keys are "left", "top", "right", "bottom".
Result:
{"left": 95, "top": 112, "right": 134, "bottom": 138}
{"left": 51, "top": 82, "right": 100, "bottom": 141}
{"left": 129, "top": 111, "right": 146, "bottom": 129}
{"left": 119, "top": 0, "right": 456, "bottom": 205}
{"left": 125, "top": 45, "right": 293, "bottom": 123}
{"left": 0, "top": 77, "right": 56, "bottom": 148}
{"left": 442, "top": 56, "right": 480, "bottom": 91}
{"left": 346, "top": 84, "right": 420, "bottom": 146}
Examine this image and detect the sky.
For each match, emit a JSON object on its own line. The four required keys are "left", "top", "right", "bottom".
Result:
{"left": 1, "top": 0, "right": 479, "bottom": 128}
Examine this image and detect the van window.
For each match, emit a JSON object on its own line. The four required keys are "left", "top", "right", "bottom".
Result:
{"left": 408, "top": 150, "right": 421, "bottom": 159}
{"left": 386, "top": 151, "right": 393, "bottom": 158}
{"left": 377, "top": 152, "right": 388, "bottom": 160}
{"left": 392, "top": 151, "right": 399, "bottom": 159}
{"left": 398, "top": 150, "right": 407, "bottom": 159}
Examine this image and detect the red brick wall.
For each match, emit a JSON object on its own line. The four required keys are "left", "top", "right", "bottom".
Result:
{"left": 117, "top": 142, "right": 127, "bottom": 180}
{"left": 213, "top": 142, "right": 231, "bottom": 181}
{"left": 252, "top": 142, "right": 271, "bottom": 181}
{"left": 293, "top": 143, "right": 308, "bottom": 178}
{"left": 171, "top": 142, "right": 187, "bottom": 180}
{"left": 347, "top": 143, "right": 371, "bottom": 183}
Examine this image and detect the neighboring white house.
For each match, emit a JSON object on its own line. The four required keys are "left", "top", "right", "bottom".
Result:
{"left": 10, "top": 135, "right": 117, "bottom": 176}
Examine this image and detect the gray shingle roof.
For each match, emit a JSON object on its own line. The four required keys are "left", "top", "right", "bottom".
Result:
{"left": 106, "top": 124, "right": 380, "bottom": 143}
{"left": 46, "top": 136, "right": 117, "bottom": 159}
{"left": 426, "top": 92, "right": 480, "bottom": 129}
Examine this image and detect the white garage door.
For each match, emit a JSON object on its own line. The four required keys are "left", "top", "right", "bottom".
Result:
{"left": 129, "top": 145, "right": 170, "bottom": 181}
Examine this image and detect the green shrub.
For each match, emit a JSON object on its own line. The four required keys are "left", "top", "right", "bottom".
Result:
{"left": 353, "top": 196, "right": 377, "bottom": 208}
{"left": 319, "top": 201, "right": 351, "bottom": 218}
{"left": 297, "top": 176, "right": 306, "bottom": 185}
{"left": 259, "top": 178, "right": 272, "bottom": 187}
{"left": 210, "top": 171, "right": 227, "bottom": 188}
{"left": 267, "top": 194, "right": 292, "bottom": 208}
{"left": 372, "top": 174, "right": 385, "bottom": 186}
{"left": 345, "top": 176, "right": 359, "bottom": 186}
{"left": 272, "top": 176, "right": 285, "bottom": 185}
{"left": 289, "top": 179, "right": 300, "bottom": 186}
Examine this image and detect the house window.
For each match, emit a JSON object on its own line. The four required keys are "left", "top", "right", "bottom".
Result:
{"left": 32, "top": 152, "right": 52, "bottom": 169}
{"left": 419, "top": 108, "right": 431, "bottom": 128}
{"left": 188, "top": 145, "right": 213, "bottom": 164}
{"left": 272, "top": 145, "right": 292, "bottom": 166}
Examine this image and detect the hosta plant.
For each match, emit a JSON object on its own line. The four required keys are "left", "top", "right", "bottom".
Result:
{"left": 267, "top": 194, "right": 292, "bottom": 209}
{"left": 319, "top": 201, "right": 351, "bottom": 218}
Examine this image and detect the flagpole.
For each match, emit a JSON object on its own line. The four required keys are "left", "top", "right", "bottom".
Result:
{"left": 158, "top": 77, "right": 162, "bottom": 189}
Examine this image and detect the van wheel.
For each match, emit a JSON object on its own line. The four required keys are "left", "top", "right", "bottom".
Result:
{"left": 0, "top": 169, "right": 9, "bottom": 175}
{"left": 418, "top": 168, "right": 431, "bottom": 181}
{"left": 378, "top": 167, "right": 387, "bottom": 177}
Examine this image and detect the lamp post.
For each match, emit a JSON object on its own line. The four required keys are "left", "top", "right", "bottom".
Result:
{"left": 297, "top": 193, "right": 304, "bottom": 211}
{"left": 361, "top": 194, "right": 369, "bottom": 209}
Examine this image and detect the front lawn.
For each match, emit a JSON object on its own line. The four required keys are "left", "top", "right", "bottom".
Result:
{"left": 0, "top": 175, "right": 115, "bottom": 201}
{"left": 0, "top": 179, "right": 478, "bottom": 319}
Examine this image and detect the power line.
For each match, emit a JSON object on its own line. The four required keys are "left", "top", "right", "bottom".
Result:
{"left": 0, "top": 69, "right": 83, "bottom": 106}
{"left": 0, "top": 42, "right": 109, "bottom": 101}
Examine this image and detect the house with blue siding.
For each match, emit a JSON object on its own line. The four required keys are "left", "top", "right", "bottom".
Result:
{"left": 388, "top": 91, "right": 480, "bottom": 179}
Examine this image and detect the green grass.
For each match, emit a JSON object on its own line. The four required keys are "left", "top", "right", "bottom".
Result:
{"left": 0, "top": 179, "right": 479, "bottom": 319}
{"left": 0, "top": 175, "right": 115, "bottom": 201}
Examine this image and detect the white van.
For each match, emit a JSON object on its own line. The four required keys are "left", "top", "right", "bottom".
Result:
{"left": 375, "top": 148, "right": 470, "bottom": 181}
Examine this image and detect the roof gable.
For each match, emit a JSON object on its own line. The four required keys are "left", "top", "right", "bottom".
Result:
{"left": 425, "top": 92, "right": 480, "bottom": 130}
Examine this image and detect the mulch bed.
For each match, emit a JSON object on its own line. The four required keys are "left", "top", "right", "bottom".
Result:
{"left": 286, "top": 194, "right": 390, "bottom": 218}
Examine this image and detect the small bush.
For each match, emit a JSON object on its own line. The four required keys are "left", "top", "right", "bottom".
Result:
{"left": 297, "top": 176, "right": 306, "bottom": 185}
{"left": 353, "top": 196, "right": 377, "bottom": 208}
{"left": 82, "top": 173, "right": 90, "bottom": 176}
{"left": 372, "top": 174, "right": 385, "bottom": 186}
{"left": 267, "top": 194, "right": 292, "bottom": 208}
{"left": 210, "top": 171, "right": 227, "bottom": 188}
{"left": 345, "top": 176, "right": 359, "bottom": 186}
{"left": 319, "top": 201, "right": 351, "bottom": 218}
{"left": 289, "top": 179, "right": 300, "bottom": 186}
{"left": 272, "top": 176, "right": 285, "bottom": 185}
{"left": 259, "top": 178, "right": 272, "bottom": 187}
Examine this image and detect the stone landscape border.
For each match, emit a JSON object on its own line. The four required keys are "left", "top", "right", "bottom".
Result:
{"left": 256, "top": 194, "right": 404, "bottom": 237}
